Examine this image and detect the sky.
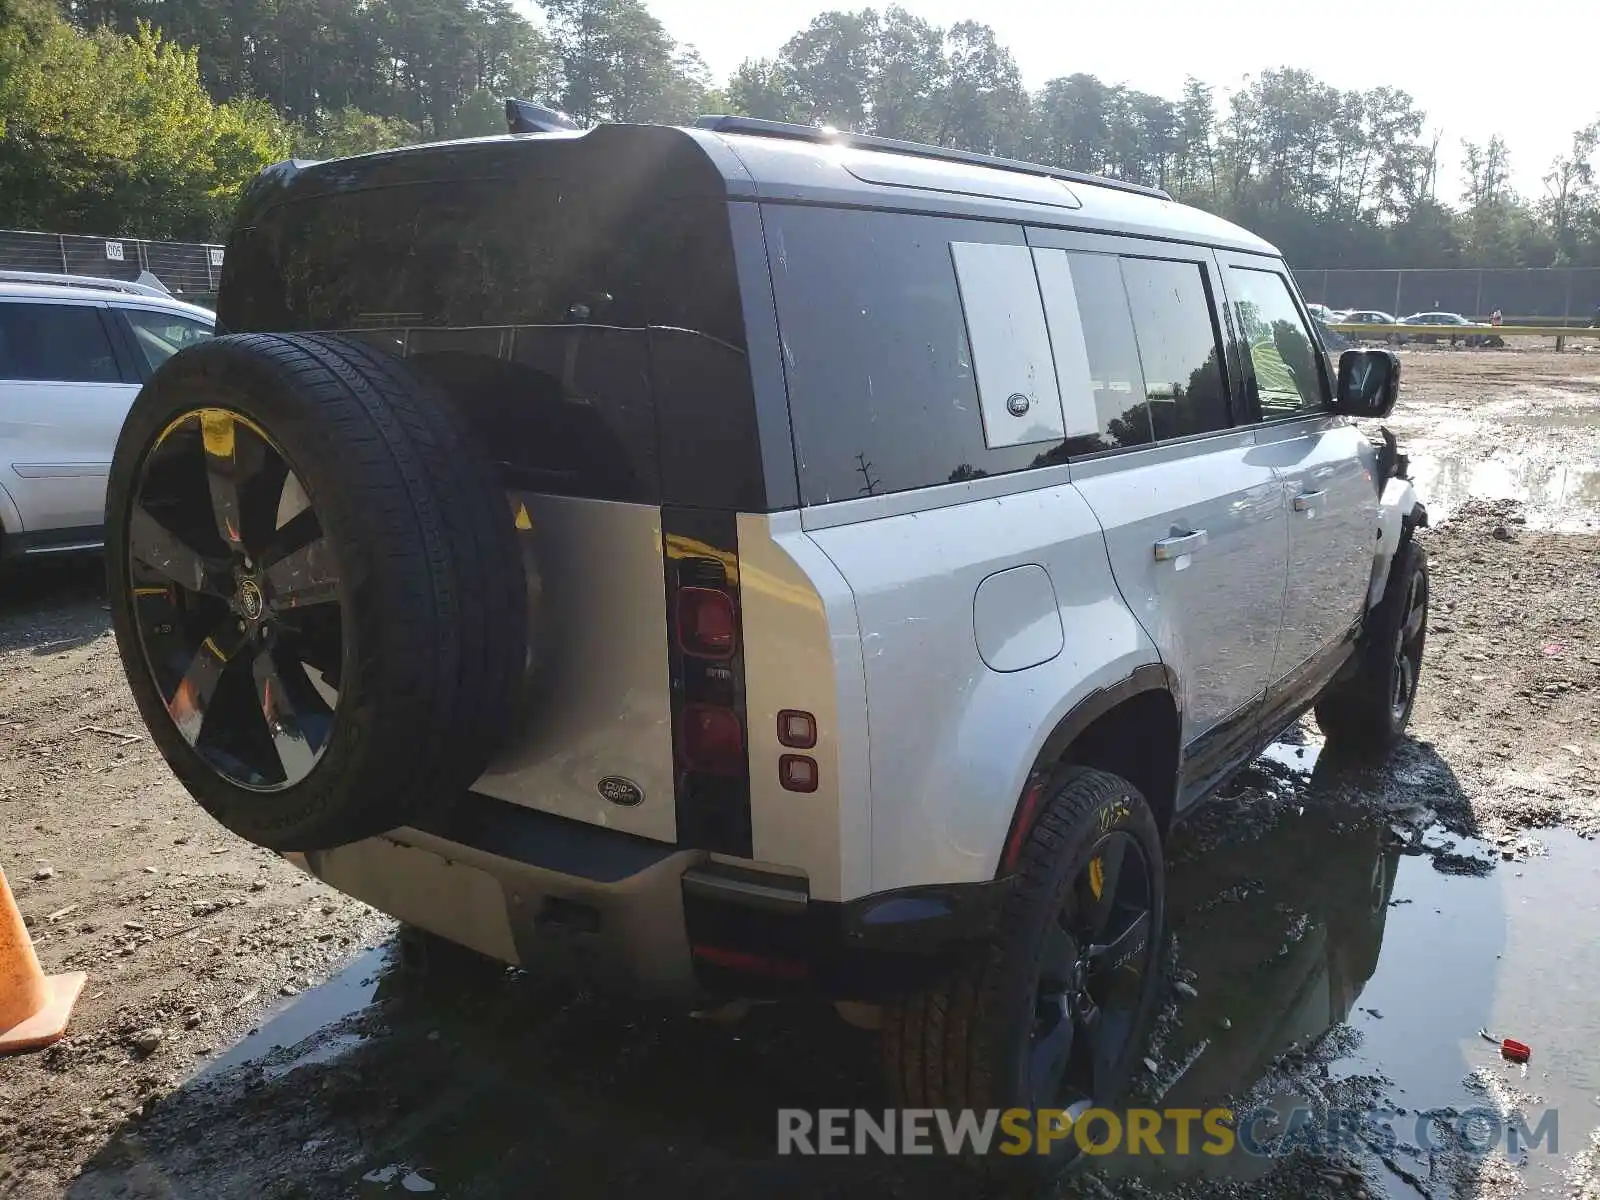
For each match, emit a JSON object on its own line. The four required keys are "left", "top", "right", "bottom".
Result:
{"left": 635, "top": 0, "right": 1590, "bottom": 203}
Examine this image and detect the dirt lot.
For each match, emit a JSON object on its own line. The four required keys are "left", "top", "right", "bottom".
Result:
{"left": 2, "top": 348, "right": 1598, "bottom": 1200}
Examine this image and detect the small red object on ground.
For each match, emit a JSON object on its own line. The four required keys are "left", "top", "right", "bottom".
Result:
{"left": 1501, "top": 1038, "right": 1532, "bottom": 1064}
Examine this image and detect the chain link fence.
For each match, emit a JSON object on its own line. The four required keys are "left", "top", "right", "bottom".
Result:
{"left": 0, "top": 228, "right": 223, "bottom": 307}
{"left": 1294, "top": 267, "right": 1600, "bottom": 326}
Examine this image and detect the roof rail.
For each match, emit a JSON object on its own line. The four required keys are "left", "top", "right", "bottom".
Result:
{"left": 693, "top": 115, "right": 1172, "bottom": 202}
{"left": 0, "top": 269, "right": 172, "bottom": 298}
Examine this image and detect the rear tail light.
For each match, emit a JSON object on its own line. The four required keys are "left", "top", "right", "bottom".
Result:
{"left": 677, "top": 587, "right": 737, "bottom": 659}
{"left": 682, "top": 703, "right": 744, "bottom": 774}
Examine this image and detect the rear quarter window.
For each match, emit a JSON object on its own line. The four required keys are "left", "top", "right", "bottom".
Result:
{"left": 764, "top": 206, "right": 1069, "bottom": 504}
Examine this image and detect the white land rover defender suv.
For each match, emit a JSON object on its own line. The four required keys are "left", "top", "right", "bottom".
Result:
{"left": 104, "top": 112, "right": 1428, "bottom": 1179}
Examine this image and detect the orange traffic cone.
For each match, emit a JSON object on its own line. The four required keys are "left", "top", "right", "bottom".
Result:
{"left": 1, "top": 868, "right": 86, "bottom": 1054}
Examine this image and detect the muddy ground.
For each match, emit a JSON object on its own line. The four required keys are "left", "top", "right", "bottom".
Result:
{"left": 2, "top": 348, "right": 1598, "bottom": 1200}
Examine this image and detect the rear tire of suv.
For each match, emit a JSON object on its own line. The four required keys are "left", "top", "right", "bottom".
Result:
{"left": 881, "top": 767, "right": 1165, "bottom": 1181}
{"left": 1315, "top": 539, "right": 1428, "bottom": 756}
{"left": 106, "top": 333, "right": 527, "bottom": 851}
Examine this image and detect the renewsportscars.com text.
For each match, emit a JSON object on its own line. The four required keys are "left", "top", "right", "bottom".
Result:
{"left": 777, "top": 1106, "right": 1560, "bottom": 1158}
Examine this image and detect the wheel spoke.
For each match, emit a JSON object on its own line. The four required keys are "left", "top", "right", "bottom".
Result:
{"left": 130, "top": 504, "right": 221, "bottom": 595}
{"left": 1028, "top": 999, "right": 1075, "bottom": 1107}
{"left": 1403, "top": 596, "right": 1425, "bottom": 642}
{"left": 258, "top": 507, "right": 320, "bottom": 572}
{"left": 1039, "top": 918, "right": 1079, "bottom": 987}
{"left": 251, "top": 648, "right": 321, "bottom": 784}
{"left": 265, "top": 537, "right": 339, "bottom": 611}
{"left": 200, "top": 410, "right": 277, "bottom": 555}
{"left": 1085, "top": 908, "right": 1152, "bottom": 976}
{"left": 166, "top": 618, "right": 247, "bottom": 746}
{"left": 1073, "top": 998, "right": 1116, "bottom": 1100}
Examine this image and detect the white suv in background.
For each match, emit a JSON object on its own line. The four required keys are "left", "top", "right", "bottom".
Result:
{"left": 0, "top": 271, "right": 213, "bottom": 561}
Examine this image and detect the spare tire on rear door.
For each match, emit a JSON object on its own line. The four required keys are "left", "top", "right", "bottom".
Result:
{"left": 105, "top": 333, "right": 528, "bottom": 851}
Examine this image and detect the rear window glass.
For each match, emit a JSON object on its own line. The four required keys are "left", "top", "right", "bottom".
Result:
{"left": 226, "top": 175, "right": 763, "bottom": 509}
{"left": 0, "top": 302, "right": 120, "bottom": 383}
{"left": 764, "top": 206, "right": 1067, "bottom": 504}
{"left": 250, "top": 179, "right": 739, "bottom": 336}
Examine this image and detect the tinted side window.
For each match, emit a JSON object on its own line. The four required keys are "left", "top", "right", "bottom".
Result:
{"left": 1226, "top": 267, "right": 1326, "bottom": 421}
{"left": 1119, "top": 258, "right": 1230, "bottom": 440}
{"left": 122, "top": 308, "right": 213, "bottom": 372}
{"left": 1034, "top": 249, "right": 1153, "bottom": 455}
{"left": 765, "top": 206, "right": 1062, "bottom": 504}
{"left": 0, "top": 302, "right": 120, "bottom": 383}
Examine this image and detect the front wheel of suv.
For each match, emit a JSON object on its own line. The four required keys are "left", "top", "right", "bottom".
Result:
{"left": 1315, "top": 539, "right": 1429, "bottom": 756}
{"left": 881, "top": 767, "right": 1165, "bottom": 1182}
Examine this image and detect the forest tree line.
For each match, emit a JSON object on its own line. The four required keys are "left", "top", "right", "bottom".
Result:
{"left": 1, "top": 0, "right": 1596, "bottom": 267}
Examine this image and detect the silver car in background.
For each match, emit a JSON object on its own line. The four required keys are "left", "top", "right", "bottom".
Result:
{"left": 0, "top": 272, "right": 214, "bottom": 560}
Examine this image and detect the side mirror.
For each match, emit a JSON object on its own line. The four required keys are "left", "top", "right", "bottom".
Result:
{"left": 1331, "top": 348, "right": 1400, "bottom": 418}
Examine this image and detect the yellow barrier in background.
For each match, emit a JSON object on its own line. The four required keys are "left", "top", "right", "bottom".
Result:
{"left": 1331, "top": 322, "right": 1597, "bottom": 345}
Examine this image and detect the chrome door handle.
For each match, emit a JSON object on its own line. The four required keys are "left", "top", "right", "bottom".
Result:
{"left": 1153, "top": 530, "right": 1207, "bottom": 560}
{"left": 1293, "top": 490, "right": 1326, "bottom": 512}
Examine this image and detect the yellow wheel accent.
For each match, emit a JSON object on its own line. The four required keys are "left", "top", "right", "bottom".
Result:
{"left": 199, "top": 409, "right": 237, "bottom": 459}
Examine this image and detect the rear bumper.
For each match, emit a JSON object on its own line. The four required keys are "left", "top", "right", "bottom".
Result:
{"left": 289, "top": 791, "right": 1010, "bottom": 1002}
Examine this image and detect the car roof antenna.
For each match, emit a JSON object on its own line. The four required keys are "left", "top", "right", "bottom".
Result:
{"left": 505, "top": 98, "right": 583, "bottom": 135}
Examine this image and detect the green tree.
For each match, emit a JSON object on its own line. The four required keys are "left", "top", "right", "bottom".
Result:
{"left": 539, "top": 0, "right": 707, "bottom": 124}
{"left": 292, "top": 106, "right": 422, "bottom": 157}
{"left": 932, "top": 20, "right": 1026, "bottom": 156}
{"left": 775, "top": 8, "right": 876, "bottom": 129}
{"left": 726, "top": 57, "right": 803, "bottom": 122}
{"left": 0, "top": 13, "right": 289, "bottom": 237}
{"left": 1543, "top": 118, "right": 1599, "bottom": 263}
{"left": 870, "top": 6, "right": 944, "bottom": 140}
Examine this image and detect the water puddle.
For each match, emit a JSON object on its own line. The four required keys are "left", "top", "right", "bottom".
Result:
{"left": 1405, "top": 445, "right": 1600, "bottom": 532}
{"left": 1257, "top": 738, "right": 1322, "bottom": 776}
{"left": 1098, "top": 747, "right": 1600, "bottom": 1197}
{"left": 117, "top": 741, "right": 1600, "bottom": 1200}
{"left": 1384, "top": 390, "right": 1600, "bottom": 531}
{"left": 196, "top": 944, "right": 388, "bottom": 1081}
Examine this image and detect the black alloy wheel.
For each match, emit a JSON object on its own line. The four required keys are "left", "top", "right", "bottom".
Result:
{"left": 1027, "top": 829, "right": 1157, "bottom": 1117}
{"left": 1390, "top": 561, "right": 1428, "bottom": 725}
{"left": 883, "top": 767, "right": 1166, "bottom": 1183}
{"left": 129, "top": 407, "right": 342, "bottom": 791}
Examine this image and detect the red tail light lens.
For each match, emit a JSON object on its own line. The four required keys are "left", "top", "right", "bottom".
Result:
{"left": 677, "top": 587, "right": 737, "bottom": 659}
{"left": 682, "top": 703, "right": 744, "bottom": 774}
